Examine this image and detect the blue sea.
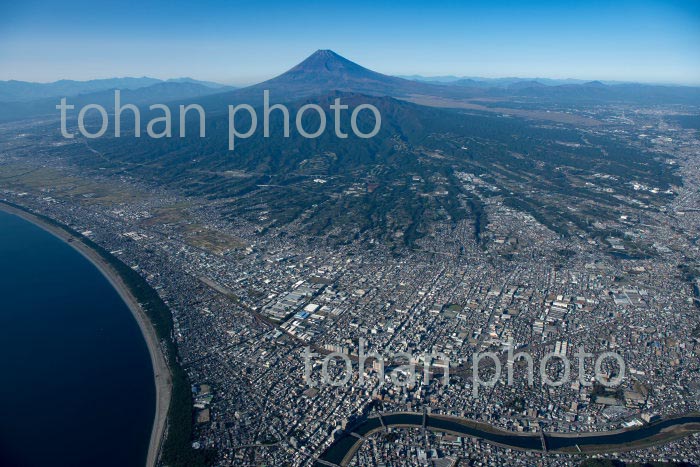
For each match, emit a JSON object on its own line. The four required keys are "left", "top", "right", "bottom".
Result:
{"left": 0, "top": 210, "right": 155, "bottom": 467}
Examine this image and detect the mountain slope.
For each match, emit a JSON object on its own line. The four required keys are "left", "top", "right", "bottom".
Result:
{"left": 191, "top": 50, "right": 700, "bottom": 116}
{"left": 4, "top": 50, "right": 687, "bottom": 249}
{"left": 255, "top": 49, "right": 424, "bottom": 96}
{"left": 60, "top": 91, "right": 679, "bottom": 249}
{"left": 190, "top": 50, "right": 454, "bottom": 111}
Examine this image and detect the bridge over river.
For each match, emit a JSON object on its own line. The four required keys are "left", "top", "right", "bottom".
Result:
{"left": 313, "top": 412, "right": 700, "bottom": 466}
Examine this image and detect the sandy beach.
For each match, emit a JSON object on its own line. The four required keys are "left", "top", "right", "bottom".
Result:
{"left": 0, "top": 202, "right": 171, "bottom": 467}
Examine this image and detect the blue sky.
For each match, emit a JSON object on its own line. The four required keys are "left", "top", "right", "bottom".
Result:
{"left": 1, "top": 0, "right": 698, "bottom": 85}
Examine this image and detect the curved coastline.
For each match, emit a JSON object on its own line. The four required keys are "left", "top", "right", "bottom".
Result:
{"left": 0, "top": 202, "right": 171, "bottom": 467}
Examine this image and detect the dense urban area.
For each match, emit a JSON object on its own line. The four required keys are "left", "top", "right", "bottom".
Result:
{"left": 1, "top": 94, "right": 700, "bottom": 467}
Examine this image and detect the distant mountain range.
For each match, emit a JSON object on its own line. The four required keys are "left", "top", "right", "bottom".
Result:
{"left": 398, "top": 75, "right": 594, "bottom": 86}
{"left": 1, "top": 49, "right": 699, "bottom": 123}
{"left": 0, "top": 78, "right": 236, "bottom": 122}
{"left": 0, "top": 77, "right": 161, "bottom": 101}
{"left": 0, "top": 77, "right": 232, "bottom": 102}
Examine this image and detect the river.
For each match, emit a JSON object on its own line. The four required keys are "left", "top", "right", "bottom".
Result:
{"left": 316, "top": 412, "right": 700, "bottom": 466}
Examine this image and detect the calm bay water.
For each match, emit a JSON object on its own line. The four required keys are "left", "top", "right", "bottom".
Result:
{"left": 0, "top": 210, "right": 155, "bottom": 467}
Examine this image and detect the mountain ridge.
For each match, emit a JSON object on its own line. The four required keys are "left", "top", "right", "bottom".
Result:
{"left": 0, "top": 76, "right": 233, "bottom": 102}
{"left": 2, "top": 49, "right": 700, "bottom": 123}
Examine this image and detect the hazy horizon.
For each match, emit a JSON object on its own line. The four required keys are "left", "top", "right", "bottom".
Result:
{"left": 1, "top": 0, "right": 698, "bottom": 86}
{"left": 2, "top": 60, "right": 699, "bottom": 88}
